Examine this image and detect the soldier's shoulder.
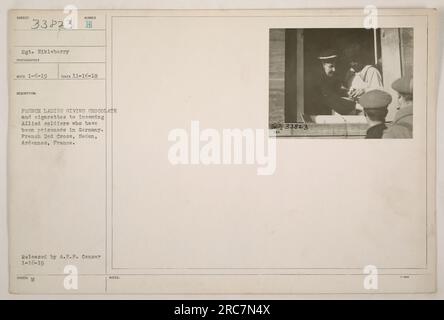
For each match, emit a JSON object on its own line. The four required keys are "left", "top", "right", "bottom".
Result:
{"left": 383, "top": 123, "right": 412, "bottom": 139}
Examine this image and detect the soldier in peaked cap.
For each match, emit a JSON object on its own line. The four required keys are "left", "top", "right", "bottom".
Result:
{"left": 359, "top": 89, "right": 392, "bottom": 139}
{"left": 383, "top": 76, "right": 413, "bottom": 139}
{"left": 317, "top": 49, "right": 356, "bottom": 115}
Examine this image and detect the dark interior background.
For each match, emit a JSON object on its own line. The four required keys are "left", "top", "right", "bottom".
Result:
{"left": 285, "top": 28, "right": 382, "bottom": 115}
{"left": 304, "top": 28, "right": 380, "bottom": 115}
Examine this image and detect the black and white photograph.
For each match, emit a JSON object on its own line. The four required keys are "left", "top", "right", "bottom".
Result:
{"left": 2, "top": 5, "right": 441, "bottom": 301}
{"left": 269, "top": 28, "right": 414, "bottom": 138}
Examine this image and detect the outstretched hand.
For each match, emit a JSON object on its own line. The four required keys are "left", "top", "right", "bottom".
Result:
{"left": 348, "top": 88, "right": 365, "bottom": 99}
